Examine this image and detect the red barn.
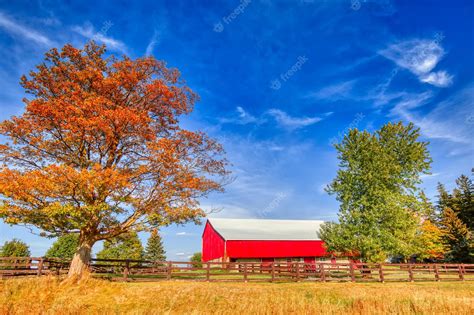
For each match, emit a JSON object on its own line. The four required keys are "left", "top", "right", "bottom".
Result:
{"left": 202, "top": 218, "right": 332, "bottom": 264}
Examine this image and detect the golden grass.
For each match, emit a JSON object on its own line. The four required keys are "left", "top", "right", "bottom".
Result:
{"left": 1, "top": 277, "right": 473, "bottom": 315}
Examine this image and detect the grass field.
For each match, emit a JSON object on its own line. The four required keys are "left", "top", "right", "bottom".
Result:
{"left": 1, "top": 277, "right": 473, "bottom": 314}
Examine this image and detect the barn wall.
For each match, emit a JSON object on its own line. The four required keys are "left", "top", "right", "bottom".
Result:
{"left": 226, "top": 240, "right": 327, "bottom": 258}
{"left": 202, "top": 221, "right": 225, "bottom": 262}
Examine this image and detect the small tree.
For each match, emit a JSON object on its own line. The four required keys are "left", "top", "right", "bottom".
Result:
{"left": 96, "top": 232, "right": 144, "bottom": 261}
{"left": 0, "top": 42, "right": 229, "bottom": 279}
{"left": 144, "top": 229, "right": 166, "bottom": 261}
{"left": 190, "top": 252, "right": 202, "bottom": 267}
{"left": 45, "top": 234, "right": 79, "bottom": 259}
{"left": 0, "top": 239, "right": 30, "bottom": 257}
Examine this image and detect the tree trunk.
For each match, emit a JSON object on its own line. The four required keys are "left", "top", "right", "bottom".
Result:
{"left": 67, "top": 241, "right": 93, "bottom": 279}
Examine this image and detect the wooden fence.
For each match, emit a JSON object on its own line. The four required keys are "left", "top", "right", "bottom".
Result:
{"left": 1, "top": 257, "right": 474, "bottom": 283}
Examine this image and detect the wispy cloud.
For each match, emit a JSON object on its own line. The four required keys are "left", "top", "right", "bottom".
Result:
{"left": 267, "top": 109, "right": 324, "bottom": 130}
{"left": 145, "top": 30, "right": 160, "bottom": 56}
{"left": 219, "top": 106, "right": 260, "bottom": 125}
{"left": 391, "top": 85, "right": 473, "bottom": 144}
{"left": 0, "top": 12, "right": 55, "bottom": 47}
{"left": 72, "top": 22, "right": 127, "bottom": 53}
{"left": 380, "top": 38, "right": 453, "bottom": 87}
{"left": 420, "top": 70, "right": 453, "bottom": 87}
{"left": 306, "top": 80, "right": 355, "bottom": 101}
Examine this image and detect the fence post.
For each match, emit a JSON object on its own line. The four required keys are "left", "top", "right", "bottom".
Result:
{"left": 206, "top": 262, "right": 210, "bottom": 282}
{"left": 434, "top": 264, "right": 440, "bottom": 281}
{"left": 349, "top": 262, "right": 355, "bottom": 282}
{"left": 37, "top": 258, "right": 44, "bottom": 277}
{"left": 296, "top": 262, "right": 300, "bottom": 282}
{"left": 378, "top": 264, "right": 384, "bottom": 283}
{"left": 166, "top": 261, "right": 172, "bottom": 280}
{"left": 408, "top": 264, "right": 414, "bottom": 282}
{"left": 123, "top": 259, "right": 130, "bottom": 281}
{"left": 320, "top": 263, "right": 326, "bottom": 282}
{"left": 244, "top": 262, "right": 248, "bottom": 282}
{"left": 271, "top": 263, "right": 275, "bottom": 282}
{"left": 458, "top": 264, "right": 464, "bottom": 281}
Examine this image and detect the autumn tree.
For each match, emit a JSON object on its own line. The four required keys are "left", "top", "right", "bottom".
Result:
{"left": 0, "top": 42, "right": 228, "bottom": 279}
{"left": 96, "top": 232, "right": 144, "bottom": 261}
{"left": 144, "top": 229, "right": 166, "bottom": 261}
{"left": 45, "top": 234, "right": 79, "bottom": 259}
{"left": 320, "top": 122, "right": 432, "bottom": 262}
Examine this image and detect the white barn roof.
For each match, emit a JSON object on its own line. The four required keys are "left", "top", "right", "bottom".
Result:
{"left": 207, "top": 218, "right": 325, "bottom": 241}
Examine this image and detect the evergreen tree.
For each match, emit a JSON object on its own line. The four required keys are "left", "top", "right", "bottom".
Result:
{"left": 320, "top": 122, "right": 432, "bottom": 262}
{"left": 96, "top": 232, "right": 144, "bottom": 260}
{"left": 441, "top": 207, "right": 473, "bottom": 262}
{"left": 452, "top": 174, "right": 474, "bottom": 230}
{"left": 0, "top": 239, "right": 30, "bottom": 257}
{"left": 144, "top": 230, "right": 166, "bottom": 261}
{"left": 45, "top": 234, "right": 79, "bottom": 260}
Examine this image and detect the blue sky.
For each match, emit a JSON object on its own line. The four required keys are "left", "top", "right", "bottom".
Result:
{"left": 0, "top": 0, "right": 473, "bottom": 260}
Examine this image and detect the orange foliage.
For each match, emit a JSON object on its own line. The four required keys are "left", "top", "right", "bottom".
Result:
{"left": 0, "top": 42, "right": 228, "bottom": 245}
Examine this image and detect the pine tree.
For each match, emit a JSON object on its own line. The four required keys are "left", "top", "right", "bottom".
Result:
{"left": 144, "top": 229, "right": 166, "bottom": 262}
{"left": 96, "top": 232, "right": 144, "bottom": 260}
{"left": 441, "top": 207, "right": 473, "bottom": 262}
{"left": 452, "top": 174, "right": 474, "bottom": 230}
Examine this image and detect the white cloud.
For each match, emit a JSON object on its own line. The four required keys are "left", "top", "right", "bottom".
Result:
{"left": 391, "top": 86, "right": 474, "bottom": 144}
{"left": 0, "top": 12, "right": 55, "bottom": 47}
{"left": 420, "top": 71, "right": 453, "bottom": 87}
{"left": 306, "top": 80, "right": 355, "bottom": 101}
{"left": 380, "top": 39, "right": 452, "bottom": 87}
{"left": 145, "top": 30, "right": 160, "bottom": 56}
{"left": 219, "top": 106, "right": 260, "bottom": 125}
{"left": 72, "top": 23, "right": 127, "bottom": 53}
{"left": 236, "top": 106, "right": 258, "bottom": 124}
{"left": 267, "top": 109, "right": 323, "bottom": 130}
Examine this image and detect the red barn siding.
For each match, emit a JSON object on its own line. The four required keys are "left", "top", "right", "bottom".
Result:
{"left": 202, "top": 221, "right": 225, "bottom": 261}
{"left": 225, "top": 240, "right": 327, "bottom": 258}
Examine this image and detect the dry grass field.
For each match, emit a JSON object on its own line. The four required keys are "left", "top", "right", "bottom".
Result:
{"left": 1, "top": 277, "right": 473, "bottom": 314}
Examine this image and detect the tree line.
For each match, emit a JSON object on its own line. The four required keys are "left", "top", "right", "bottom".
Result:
{"left": 320, "top": 122, "right": 473, "bottom": 263}
{"left": 0, "top": 229, "right": 166, "bottom": 261}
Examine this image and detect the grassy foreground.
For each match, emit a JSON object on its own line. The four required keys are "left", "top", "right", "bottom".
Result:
{"left": 1, "top": 277, "right": 473, "bottom": 314}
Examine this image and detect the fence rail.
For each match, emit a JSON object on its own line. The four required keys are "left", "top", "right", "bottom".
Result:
{"left": 1, "top": 257, "right": 474, "bottom": 283}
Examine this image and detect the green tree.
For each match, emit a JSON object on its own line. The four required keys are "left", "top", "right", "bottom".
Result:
{"left": 320, "top": 122, "right": 432, "bottom": 262}
{"left": 190, "top": 252, "right": 202, "bottom": 267}
{"left": 0, "top": 239, "right": 30, "bottom": 257}
{"left": 45, "top": 234, "right": 79, "bottom": 260}
{"left": 144, "top": 229, "right": 166, "bottom": 261}
{"left": 96, "top": 232, "right": 144, "bottom": 261}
